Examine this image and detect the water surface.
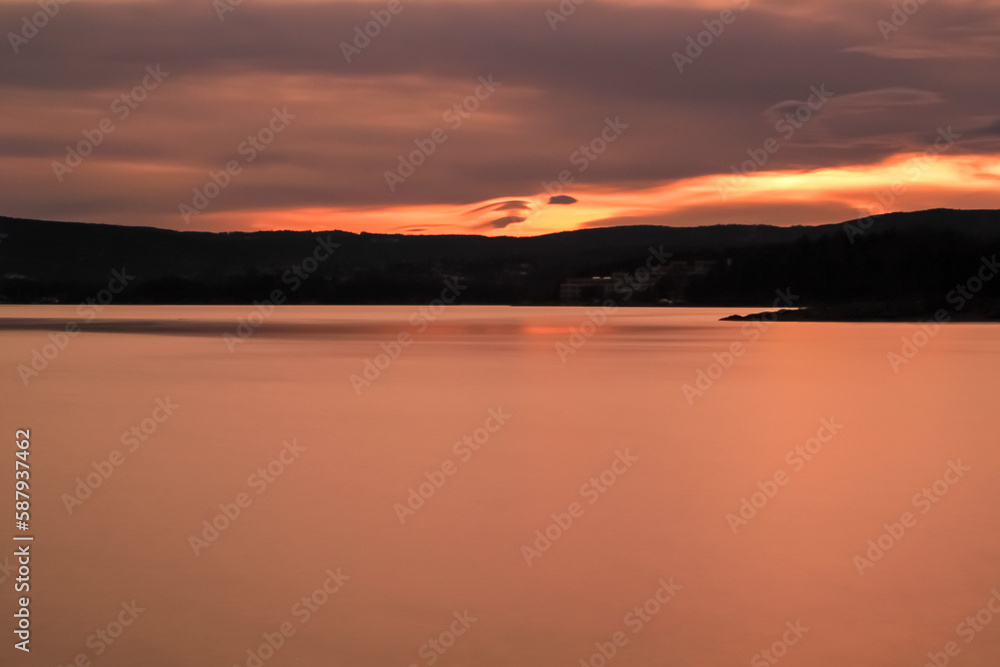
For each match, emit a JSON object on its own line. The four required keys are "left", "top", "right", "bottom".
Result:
{"left": 1, "top": 306, "right": 998, "bottom": 667}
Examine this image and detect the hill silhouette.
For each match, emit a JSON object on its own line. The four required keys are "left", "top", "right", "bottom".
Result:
{"left": 1, "top": 208, "right": 999, "bottom": 319}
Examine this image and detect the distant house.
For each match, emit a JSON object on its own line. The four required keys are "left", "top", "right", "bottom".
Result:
{"left": 559, "top": 259, "right": 720, "bottom": 305}
{"left": 559, "top": 276, "right": 617, "bottom": 304}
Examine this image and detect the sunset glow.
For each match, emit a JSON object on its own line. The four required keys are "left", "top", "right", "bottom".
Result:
{"left": 194, "top": 153, "right": 1000, "bottom": 237}
{"left": 2, "top": 0, "right": 999, "bottom": 233}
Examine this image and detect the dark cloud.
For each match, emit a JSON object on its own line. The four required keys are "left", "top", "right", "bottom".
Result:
{"left": 0, "top": 0, "right": 998, "bottom": 230}
{"left": 478, "top": 216, "right": 526, "bottom": 230}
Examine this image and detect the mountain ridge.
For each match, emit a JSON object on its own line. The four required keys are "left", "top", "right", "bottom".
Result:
{"left": 2, "top": 208, "right": 999, "bottom": 314}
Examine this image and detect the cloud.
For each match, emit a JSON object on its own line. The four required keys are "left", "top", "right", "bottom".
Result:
{"left": 0, "top": 0, "right": 997, "bottom": 233}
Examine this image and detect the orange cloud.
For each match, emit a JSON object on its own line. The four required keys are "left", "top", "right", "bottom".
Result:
{"left": 189, "top": 152, "right": 1000, "bottom": 236}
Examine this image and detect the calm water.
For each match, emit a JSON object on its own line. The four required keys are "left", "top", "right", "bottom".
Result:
{"left": 2, "top": 306, "right": 999, "bottom": 667}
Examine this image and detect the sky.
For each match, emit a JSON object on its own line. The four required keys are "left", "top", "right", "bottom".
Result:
{"left": 1, "top": 0, "right": 999, "bottom": 236}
